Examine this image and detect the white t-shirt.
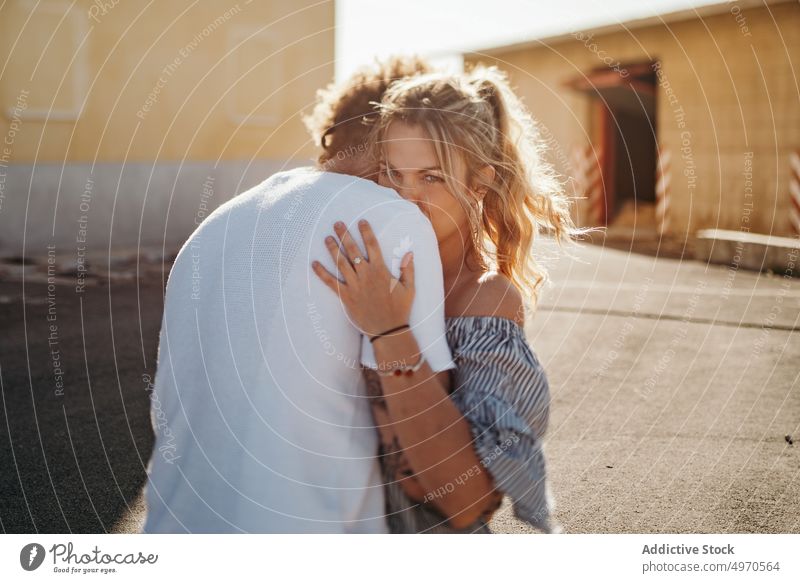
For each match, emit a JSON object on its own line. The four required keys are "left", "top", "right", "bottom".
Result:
{"left": 141, "top": 167, "right": 454, "bottom": 533}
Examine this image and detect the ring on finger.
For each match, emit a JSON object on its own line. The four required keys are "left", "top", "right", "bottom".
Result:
{"left": 352, "top": 256, "right": 364, "bottom": 265}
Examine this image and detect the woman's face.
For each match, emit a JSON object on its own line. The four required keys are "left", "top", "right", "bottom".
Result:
{"left": 377, "top": 121, "right": 472, "bottom": 245}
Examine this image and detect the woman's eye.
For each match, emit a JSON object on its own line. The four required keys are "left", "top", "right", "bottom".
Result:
{"left": 423, "top": 174, "right": 442, "bottom": 184}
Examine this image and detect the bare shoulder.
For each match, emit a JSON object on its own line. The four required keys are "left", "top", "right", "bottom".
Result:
{"left": 447, "top": 271, "right": 525, "bottom": 326}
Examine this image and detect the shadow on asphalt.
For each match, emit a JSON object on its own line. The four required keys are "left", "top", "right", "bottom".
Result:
{"left": 0, "top": 277, "right": 165, "bottom": 533}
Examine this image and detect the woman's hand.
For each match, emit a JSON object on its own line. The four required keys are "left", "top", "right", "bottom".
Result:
{"left": 312, "top": 219, "right": 415, "bottom": 337}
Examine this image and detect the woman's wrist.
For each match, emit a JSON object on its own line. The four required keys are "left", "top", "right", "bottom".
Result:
{"left": 369, "top": 323, "right": 410, "bottom": 344}
{"left": 375, "top": 353, "right": 425, "bottom": 377}
{"left": 366, "top": 313, "right": 410, "bottom": 337}
{"left": 371, "top": 328, "right": 422, "bottom": 378}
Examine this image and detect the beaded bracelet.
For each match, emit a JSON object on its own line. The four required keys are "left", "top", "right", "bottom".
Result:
{"left": 375, "top": 354, "right": 426, "bottom": 377}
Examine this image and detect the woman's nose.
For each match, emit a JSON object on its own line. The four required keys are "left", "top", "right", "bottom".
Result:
{"left": 396, "top": 181, "right": 421, "bottom": 203}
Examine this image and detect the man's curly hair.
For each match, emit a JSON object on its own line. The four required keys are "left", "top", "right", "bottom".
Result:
{"left": 303, "top": 55, "right": 433, "bottom": 166}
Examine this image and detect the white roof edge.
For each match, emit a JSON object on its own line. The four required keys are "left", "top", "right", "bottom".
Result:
{"left": 464, "top": 0, "right": 791, "bottom": 58}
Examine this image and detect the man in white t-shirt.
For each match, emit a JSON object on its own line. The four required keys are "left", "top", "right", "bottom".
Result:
{"left": 141, "top": 57, "right": 453, "bottom": 533}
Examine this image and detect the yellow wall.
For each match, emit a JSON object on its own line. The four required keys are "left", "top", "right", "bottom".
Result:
{"left": 465, "top": 1, "right": 800, "bottom": 237}
{"left": 0, "top": 0, "right": 334, "bottom": 163}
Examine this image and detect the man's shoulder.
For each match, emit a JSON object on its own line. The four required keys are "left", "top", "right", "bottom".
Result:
{"left": 311, "top": 171, "right": 424, "bottom": 221}
{"left": 315, "top": 171, "right": 409, "bottom": 204}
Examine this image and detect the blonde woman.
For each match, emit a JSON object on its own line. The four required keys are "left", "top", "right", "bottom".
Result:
{"left": 312, "top": 65, "right": 578, "bottom": 533}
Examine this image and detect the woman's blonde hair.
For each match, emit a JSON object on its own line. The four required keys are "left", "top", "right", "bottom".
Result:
{"left": 370, "top": 64, "right": 582, "bottom": 302}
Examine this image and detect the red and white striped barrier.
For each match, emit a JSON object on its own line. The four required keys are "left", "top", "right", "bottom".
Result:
{"left": 655, "top": 145, "right": 671, "bottom": 236}
{"left": 790, "top": 150, "right": 800, "bottom": 237}
{"left": 570, "top": 144, "right": 604, "bottom": 226}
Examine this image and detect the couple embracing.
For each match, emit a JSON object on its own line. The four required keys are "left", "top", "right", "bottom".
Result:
{"left": 142, "top": 56, "right": 575, "bottom": 534}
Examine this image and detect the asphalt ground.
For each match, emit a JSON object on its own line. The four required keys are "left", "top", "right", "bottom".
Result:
{"left": 0, "top": 242, "right": 797, "bottom": 533}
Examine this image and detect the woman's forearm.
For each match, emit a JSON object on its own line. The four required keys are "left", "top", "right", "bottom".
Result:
{"left": 370, "top": 328, "right": 498, "bottom": 527}
{"left": 366, "top": 384, "right": 428, "bottom": 501}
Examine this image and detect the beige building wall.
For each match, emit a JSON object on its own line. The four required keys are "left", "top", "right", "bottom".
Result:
{"left": 465, "top": 0, "right": 800, "bottom": 238}
{"left": 0, "top": 0, "right": 334, "bottom": 253}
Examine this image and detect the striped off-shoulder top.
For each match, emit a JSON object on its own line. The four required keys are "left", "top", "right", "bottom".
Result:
{"left": 369, "top": 315, "right": 561, "bottom": 534}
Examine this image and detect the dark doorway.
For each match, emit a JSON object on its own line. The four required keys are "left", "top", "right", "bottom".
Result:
{"left": 568, "top": 62, "right": 658, "bottom": 226}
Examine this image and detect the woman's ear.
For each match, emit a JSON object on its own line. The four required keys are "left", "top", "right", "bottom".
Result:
{"left": 473, "top": 164, "right": 496, "bottom": 201}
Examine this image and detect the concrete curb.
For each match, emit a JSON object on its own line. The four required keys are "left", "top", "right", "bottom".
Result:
{"left": 694, "top": 229, "right": 800, "bottom": 276}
